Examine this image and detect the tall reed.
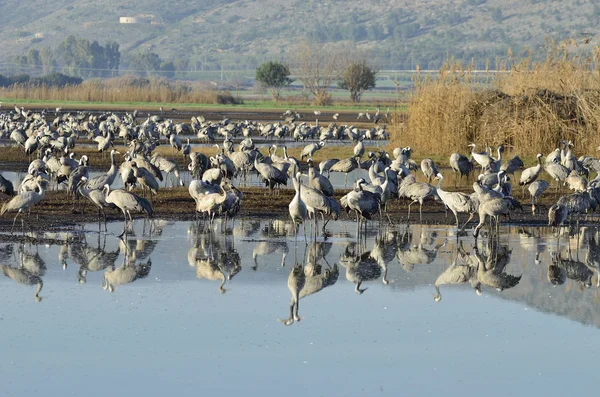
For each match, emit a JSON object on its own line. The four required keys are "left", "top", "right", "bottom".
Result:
{"left": 394, "top": 40, "right": 600, "bottom": 157}
{"left": 0, "top": 76, "right": 239, "bottom": 104}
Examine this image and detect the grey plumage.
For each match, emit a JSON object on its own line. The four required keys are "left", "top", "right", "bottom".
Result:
{"left": 340, "top": 179, "right": 380, "bottom": 221}
{"left": 500, "top": 155, "right": 524, "bottom": 175}
{"left": 528, "top": 180, "right": 549, "bottom": 214}
{"left": 449, "top": 152, "right": 474, "bottom": 184}
{"left": 434, "top": 173, "right": 477, "bottom": 230}
{"left": 398, "top": 174, "right": 439, "bottom": 221}
{"left": 519, "top": 153, "right": 543, "bottom": 186}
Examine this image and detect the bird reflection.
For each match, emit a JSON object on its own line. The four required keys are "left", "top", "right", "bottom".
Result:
{"left": 471, "top": 240, "right": 521, "bottom": 292}
{"left": 18, "top": 245, "right": 46, "bottom": 277}
{"left": 339, "top": 241, "right": 388, "bottom": 294}
{"left": 585, "top": 234, "right": 600, "bottom": 287}
{"left": 550, "top": 251, "right": 595, "bottom": 289}
{"left": 280, "top": 245, "right": 339, "bottom": 325}
{"left": 0, "top": 244, "right": 14, "bottom": 263}
{"left": 396, "top": 229, "right": 445, "bottom": 272}
{"left": 0, "top": 263, "right": 43, "bottom": 302}
{"left": 252, "top": 240, "right": 288, "bottom": 269}
{"left": 69, "top": 235, "right": 120, "bottom": 284}
{"left": 103, "top": 252, "right": 152, "bottom": 292}
{"left": 281, "top": 263, "right": 305, "bottom": 325}
{"left": 119, "top": 235, "right": 158, "bottom": 263}
{"left": 190, "top": 225, "right": 241, "bottom": 292}
{"left": 433, "top": 242, "right": 480, "bottom": 302}
{"left": 231, "top": 219, "right": 261, "bottom": 238}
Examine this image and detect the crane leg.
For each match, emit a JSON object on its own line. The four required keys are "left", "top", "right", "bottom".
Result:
{"left": 11, "top": 211, "right": 21, "bottom": 234}
{"left": 460, "top": 213, "right": 474, "bottom": 233}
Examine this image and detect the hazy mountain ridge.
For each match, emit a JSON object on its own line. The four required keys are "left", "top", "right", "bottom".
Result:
{"left": 0, "top": 0, "right": 598, "bottom": 72}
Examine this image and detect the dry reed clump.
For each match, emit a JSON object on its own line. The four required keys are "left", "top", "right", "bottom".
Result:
{"left": 395, "top": 40, "right": 600, "bottom": 157}
{"left": 0, "top": 76, "right": 241, "bottom": 105}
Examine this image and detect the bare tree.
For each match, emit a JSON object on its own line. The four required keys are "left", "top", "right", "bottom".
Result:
{"left": 291, "top": 42, "right": 343, "bottom": 106}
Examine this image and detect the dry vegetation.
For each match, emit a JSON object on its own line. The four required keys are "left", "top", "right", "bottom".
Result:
{"left": 394, "top": 40, "right": 600, "bottom": 157}
{"left": 0, "top": 76, "right": 239, "bottom": 104}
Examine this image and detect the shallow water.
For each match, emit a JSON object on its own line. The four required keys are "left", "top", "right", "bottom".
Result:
{"left": 1, "top": 219, "right": 599, "bottom": 396}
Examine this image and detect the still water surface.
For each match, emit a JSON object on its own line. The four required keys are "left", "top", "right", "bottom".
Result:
{"left": 1, "top": 219, "right": 598, "bottom": 396}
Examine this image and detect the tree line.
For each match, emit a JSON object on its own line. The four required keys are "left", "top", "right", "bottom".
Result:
{"left": 255, "top": 43, "right": 378, "bottom": 104}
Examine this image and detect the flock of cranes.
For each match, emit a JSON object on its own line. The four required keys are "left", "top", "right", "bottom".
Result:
{"left": 1, "top": 105, "right": 600, "bottom": 240}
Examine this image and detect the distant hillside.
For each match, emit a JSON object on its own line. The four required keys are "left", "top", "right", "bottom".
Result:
{"left": 0, "top": 0, "right": 598, "bottom": 76}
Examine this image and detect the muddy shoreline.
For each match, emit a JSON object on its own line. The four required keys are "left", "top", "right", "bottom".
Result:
{"left": 0, "top": 185, "right": 566, "bottom": 237}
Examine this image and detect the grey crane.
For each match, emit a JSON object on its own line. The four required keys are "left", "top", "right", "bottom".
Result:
{"left": 544, "top": 161, "right": 570, "bottom": 189}
{"left": 131, "top": 161, "right": 159, "bottom": 196}
{"left": 449, "top": 152, "right": 474, "bottom": 185}
{"left": 182, "top": 138, "right": 191, "bottom": 158}
{"left": 519, "top": 153, "right": 543, "bottom": 194}
{"left": 353, "top": 138, "right": 365, "bottom": 159}
{"left": 329, "top": 156, "right": 359, "bottom": 188}
{"left": 189, "top": 179, "right": 221, "bottom": 200}
{"left": 528, "top": 180, "right": 549, "bottom": 214}
{"left": 77, "top": 176, "right": 110, "bottom": 228}
{"left": 0, "top": 173, "right": 15, "bottom": 196}
{"left": 169, "top": 133, "right": 182, "bottom": 153}
{"left": 254, "top": 157, "right": 287, "bottom": 193}
{"left": 194, "top": 184, "right": 228, "bottom": 223}
{"left": 84, "top": 149, "right": 120, "bottom": 190}
{"left": 280, "top": 263, "right": 306, "bottom": 325}
{"left": 468, "top": 143, "right": 493, "bottom": 171}
{"left": 0, "top": 177, "right": 47, "bottom": 233}
{"left": 473, "top": 197, "right": 509, "bottom": 238}
{"left": 546, "top": 148, "right": 561, "bottom": 165}
{"left": 0, "top": 264, "right": 43, "bottom": 302}
{"left": 289, "top": 173, "right": 308, "bottom": 242}
{"left": 398, "top": 174, "right": 439, "bottom": 221}
{"left": 434, "top": 173, "right": 477, "bottom": 231}
{"left": 307, "top": 158, "right": 333, "bottom": 197}
{"left": 202, "top": 164, "right": 223, "bottom": 186}
{"left": 565, "top": 170, "right": 587, "bottom": 192}
{"left": 421, "top": 158, "right": 439, "bottom": 184}
{"left": 500, "top": 155, "right": 524, "bottom": 175}
{"left": 340, "top": 178, "right": 381, "bottom": 226}
{"left": 300, "top": 181, "right": 340, "bottom": 235}
{"left": 319, "top": 158, "right": 340, "bottom": 177}
{"left": 487, "top": 145, "right": 504, "bottom": 173}
{"left": 548, "top": 203, "right": 568, "bottom": 226}
{"left": 104, "top": 184, "right": 153, "bottom": 237}
{"left": 557, "top": 191, "right": 594, "bottom": 222}
{"left": 300, "top": 141, "right": 325, "bottom": 160}
{"left": 151, "top": 153, "right": 183, "bottom": 187}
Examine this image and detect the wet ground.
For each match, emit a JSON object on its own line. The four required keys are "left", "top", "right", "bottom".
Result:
{"left": 1, "top": 218, "right": 599, "bottom": 396}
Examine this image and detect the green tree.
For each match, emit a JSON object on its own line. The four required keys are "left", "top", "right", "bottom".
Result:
{"left": 337, "top": 60, "right": 378, "bottom": 103}
{"left": 255, "top": 60, "right": 293, "bottom": 99}
{"left": 57, "top": 36, "right": 120, "bottom": 77}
